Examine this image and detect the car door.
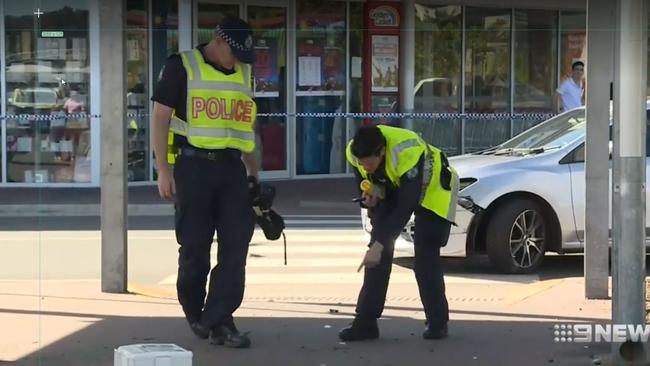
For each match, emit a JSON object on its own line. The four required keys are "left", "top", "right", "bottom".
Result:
{"left": 565, "top": 142, "right": 613, "bottom": 245}
{"left": 570, "top": 109, "right": 650, "bottom": 245}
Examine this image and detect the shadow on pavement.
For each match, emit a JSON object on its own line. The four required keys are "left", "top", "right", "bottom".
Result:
{"left": 267, "top": 301, "right": 608, "bottom": 323}
{"left": 394, "top": 253, "right": 650, "bottom": 282}
{"left": 3, "top": 307, "right": 609, "bottom": 366}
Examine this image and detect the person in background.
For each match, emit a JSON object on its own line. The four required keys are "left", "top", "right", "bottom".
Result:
{"left": 554, "top": 61, "right": 585, "bottom": 113}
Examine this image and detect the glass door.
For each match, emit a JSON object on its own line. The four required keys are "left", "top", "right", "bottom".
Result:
{"left": 193, "top": 0, "right": 290, "bottom": 178}
{"left": 125, "top": 0, "right": 149, "bottom": 182}
{"left": 464, "top": 7, "right": 512, "bottom": 153}
{"left": 248, "top": 5, "right": 288, "bottom": 176}
{"left": 194, "top": 1, "right": 240, "bottom": 46}
{"left": 295, "top": 1, "right": 347, "bottom": 176}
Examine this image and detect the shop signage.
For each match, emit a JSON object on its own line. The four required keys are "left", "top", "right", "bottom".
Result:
{"left": 41, "top": 31, "right": 64, "bottom": 38}
{"left": 369, "top": 5, "right": 399, "bottom": 28}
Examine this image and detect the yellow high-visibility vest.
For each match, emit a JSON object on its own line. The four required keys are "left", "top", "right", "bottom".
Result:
{"left": 346, "top": 125, "right": 459, "bottom": 223}
{"left": 167, "top": 49, "right": 256, "bottom": 164}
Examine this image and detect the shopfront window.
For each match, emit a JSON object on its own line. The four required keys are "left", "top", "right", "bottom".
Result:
{"left": 559, "top": 11, "right": 586, "bottom": 83}
{"left": 5, "top": 1, "right": 90, "bottom": 183}
{"left": 152, "top": 0, "right": 179, "bottom": 89}
{"left": 196, "top": 2, "right": 239, "bottom": 46}
{"left": 349, "top": 1, "right": 364, "bottom": 115}
{"left": 126, "top": 0, "right": 149, "bottom": 182}
{"left": 249, "top": 6, "right": 287, "bottom": 172}
{"left": 152, "top": 0, "right": 178, "bottom": 180}
{"left": 464, "top": 7, "right": 511, "bottom": 153}
{"left": 413, "top": 4, "right": 462, "bottom": 156}
{"left": 346, "top": 1, "right": 365, "bottom": 161}
{"left": 295, "top": 0, "right": 347, "bottom": 175}
{"left": 513, "top": 9, "right": 558, "bottom": 135}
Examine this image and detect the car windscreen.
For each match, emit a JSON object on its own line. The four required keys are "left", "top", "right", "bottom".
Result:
{"left": 499, "top": 109, "right": 586, "bottom": 150}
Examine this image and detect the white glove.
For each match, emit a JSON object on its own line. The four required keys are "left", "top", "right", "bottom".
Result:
{"left": 357, "top": 241, "right": 384, "bottom": 271}
{"left": 362, "top": 191, "right": 379, "bottom": 208}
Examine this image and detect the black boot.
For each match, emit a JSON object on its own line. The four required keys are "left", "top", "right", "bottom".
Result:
{"left": 423, "top": 323, "right": 448, "bottom": 340}
{"left": 210, "top": 321, "right": 251, "bottom": 348}
{"left": 338, "top": 316, "right": 379, "bottom": 342}
{"left": 189, "top": 321, "right": 210, "bottom": 339}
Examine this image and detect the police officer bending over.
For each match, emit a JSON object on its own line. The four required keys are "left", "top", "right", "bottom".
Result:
{"left": 151, "top": 17, "right": 260, "bottom": 348}
{"left": 342, "top": 124, "right": 459, "bottom": 342}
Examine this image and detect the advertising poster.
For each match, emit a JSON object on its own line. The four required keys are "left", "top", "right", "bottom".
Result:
{"left": 323, "top": 45, "right": 345, "bottom": 91}
{"left": 371, "top": 35, "right": 399, "bottom": 92}
{"left": 562, "top": 31, "right": 586, "bottom": 78}
{"left": 253, "top": 38, "right": 280, "bottom": 97}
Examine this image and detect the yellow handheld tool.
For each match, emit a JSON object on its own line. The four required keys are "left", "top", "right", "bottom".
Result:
{"left": 360, "top": 179, "right": 373, "bottom": 193}
{"left": 359, "top": 179, "right": 385, "bottom": 199}
{"left": 353, "top": 179, "right": 375, "bottom": 203}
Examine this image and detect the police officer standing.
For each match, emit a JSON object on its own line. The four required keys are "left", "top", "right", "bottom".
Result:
{"left": 151, "top": 17, "right": 260, "bottom": 348}
{"left": 341, "top": 124, "right": 459, "bottom": 341}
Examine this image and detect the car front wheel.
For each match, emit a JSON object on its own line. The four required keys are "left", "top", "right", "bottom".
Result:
{"left": 486, "top": 198, "right": 547, "bottom": 274}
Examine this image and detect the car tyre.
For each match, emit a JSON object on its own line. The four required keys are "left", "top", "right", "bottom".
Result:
{"left": 486, "top": 198, "right": 547, "bottom": 274}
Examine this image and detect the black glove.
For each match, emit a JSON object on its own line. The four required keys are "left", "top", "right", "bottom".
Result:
{"left": 248, "top": 176, "right": 261, "bottom": 203}
{"left": 255, "top": 184, "right": 275, "bottom": 211}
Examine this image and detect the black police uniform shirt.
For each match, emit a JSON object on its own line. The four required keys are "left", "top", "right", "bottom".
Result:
{"left": 354, "top": 154, "right": 425, "bottom": 246}
{"left": 151, "top": 43, "right": 236, "bottom": 151}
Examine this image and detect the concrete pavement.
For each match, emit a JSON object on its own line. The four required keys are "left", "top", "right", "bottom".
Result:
{"left": 0, "top": 228, "right": 621, "bottom": 365}
{"left": 0, "top": 277, "right": 612, "bottom": 366}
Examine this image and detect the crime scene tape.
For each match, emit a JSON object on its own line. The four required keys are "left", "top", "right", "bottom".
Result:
{"left": 255, "top": 112, "right": 556, "bottom": 120}
{"left": 0, "top": 112, "right": 558, "bottom": 121}
{"left": 1, "top": 113, "right": 102, "bottom": 120}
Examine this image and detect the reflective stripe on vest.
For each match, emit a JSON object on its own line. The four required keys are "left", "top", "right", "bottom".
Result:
{"left": 390, "top": 139, "right": 420, "bottom": 168}
{"left": 188, "top": 80, "right": 253, "bottom": 97}
{"left": 170, "top": 116, "right": 186, "bottom": 135}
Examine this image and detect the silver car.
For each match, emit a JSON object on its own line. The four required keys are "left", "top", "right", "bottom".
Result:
{"left": 361, "top": 104, "right": 650, "bottom": 274}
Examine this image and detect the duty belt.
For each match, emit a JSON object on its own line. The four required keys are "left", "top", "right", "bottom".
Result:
{"left": 178, "top": 147, "right": 241, "bottom": 160}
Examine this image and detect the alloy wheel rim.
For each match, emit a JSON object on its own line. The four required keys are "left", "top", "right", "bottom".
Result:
{"left": 508, "top": 209, "right": 545, "bottom": 269}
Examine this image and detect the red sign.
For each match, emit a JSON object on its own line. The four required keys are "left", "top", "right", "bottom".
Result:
{"left": 363, "top": 2, "right": 401, "bottom": 125}
{"left": 367, "top": 3, "right": 400, "bottom": 31}
{"left": 255, "top": 47, "right": 273, "bottom": 79}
